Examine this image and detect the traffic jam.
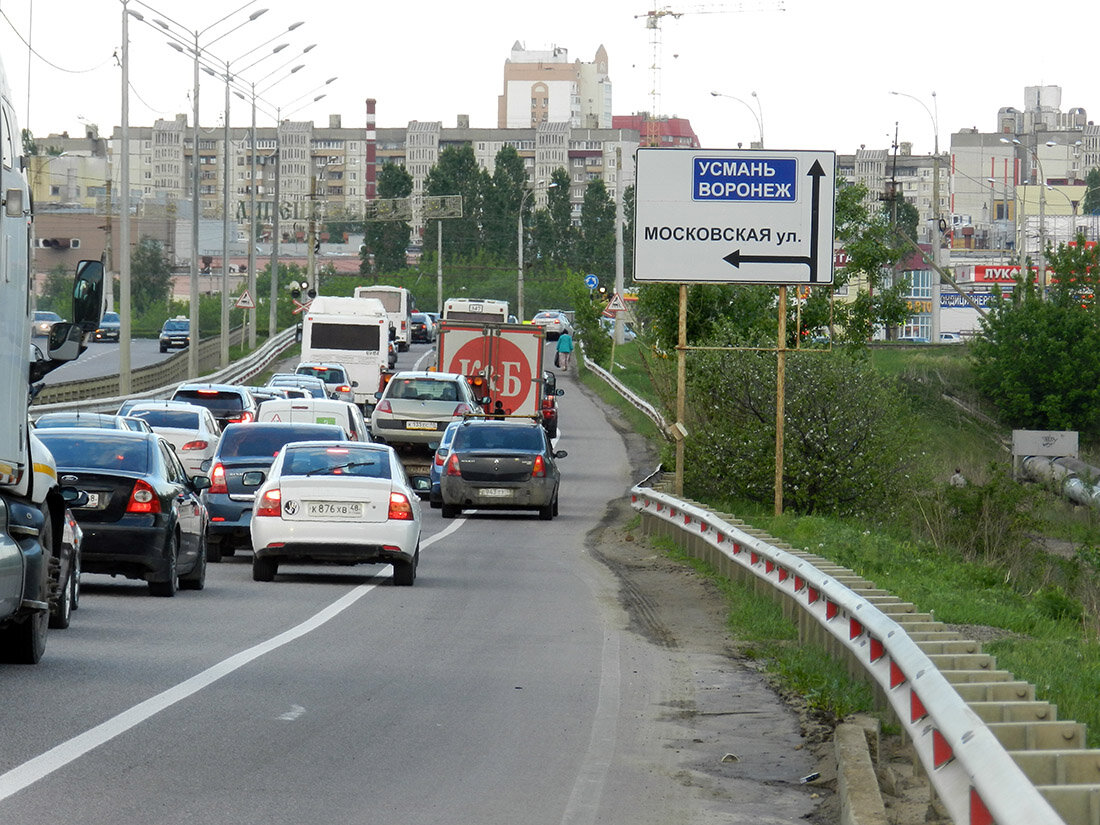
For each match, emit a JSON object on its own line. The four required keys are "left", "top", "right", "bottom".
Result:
{"left": 29, "top": 294, "right": 571, "bottom": 610}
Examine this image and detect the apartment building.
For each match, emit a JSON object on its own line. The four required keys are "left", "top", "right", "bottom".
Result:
{"left": 497, "top": 42, "right": 612, "bottom": 130}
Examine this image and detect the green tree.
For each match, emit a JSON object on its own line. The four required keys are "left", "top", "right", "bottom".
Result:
{"left": 484, "top": 145, "right": 527, "bottom": 260}
{"left": 971, "top": 235, "right": 1100, "bottom": 435}
{"left": 37, "top": 264, "right": 73, "bottom": 315}
{"left": 530, "top": 167, "right": 573, "bottom": 268}
{"left": 576, "top": 178, "right": 616, "bottom": 284}
{"left": 361, "top": 162, "right": 414, "bottom": 275}
{"left": 1083, "top": 168, "right": 1100, "bottom": 216}
{"left": 423, "top": 144, "right": 486, "bottom": 260}
{"left": 129, "top": 236, "right": 173, "bottom": 315}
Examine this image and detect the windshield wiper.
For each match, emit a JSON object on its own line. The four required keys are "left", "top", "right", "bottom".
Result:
{"left": 305, "top": 461, "right": 378, "bottom": 476}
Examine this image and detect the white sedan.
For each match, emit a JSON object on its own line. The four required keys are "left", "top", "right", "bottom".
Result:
{"left": 249, "top": 441, "right": 422, "bottom": 585}
{"left": 124, "top": 400, "right": 221, "bottom": 476}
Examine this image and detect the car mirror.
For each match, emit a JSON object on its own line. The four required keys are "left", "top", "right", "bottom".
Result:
{"left": 45, "top": 322, "right": 85, "bottom": 363}
{"left": 72, "top": 260, "right": 105, "bottom": 331}
{"left": 554, "top": 388, "right": 565, "bottom": 397}
{"left": 427, "top": 441, "right": 440, "bottom": 451}
{"left": 191, "top": 475, "right": 212, "bottom": 490}
{"left": 351, "top": 381, "right": 359, "bottom": 388}
{"left": 59, "top": 486, "right": 89, "bottom": 508}
{"left": 554, "top": 450, "right": 568, "bottom": 459}
{"left": 241, "top": 471, "right": 265, "bottom": 487}
{"left": 200, "top": 458, "right": 212, "bottom": 472}
{"left": 408, "top": 475, "right": 431, "bottom": 498}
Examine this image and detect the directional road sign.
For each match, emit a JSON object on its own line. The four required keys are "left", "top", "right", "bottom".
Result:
{"left": 633, "top": 148, "right": 836, "bottom": 285}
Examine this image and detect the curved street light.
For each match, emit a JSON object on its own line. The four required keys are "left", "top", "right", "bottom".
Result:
{"left": 709, "top": 90, "right": 764, "bottom": 148}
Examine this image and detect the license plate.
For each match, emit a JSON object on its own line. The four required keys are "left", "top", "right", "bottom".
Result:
{"left": 83, "top": 492, "right": 100, "bottom": 508}
{"left": 405, "top": 420, "right": 437, "bottom": 431}
{"left": 306, "top": 501, "right": 363, "bottom": 518}
{"left": 479, "top": 488, "right": 513, "bottom": 498}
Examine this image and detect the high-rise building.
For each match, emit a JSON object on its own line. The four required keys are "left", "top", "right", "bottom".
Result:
{"left": 498, "top": 42, "right": 612, "bottom": 130}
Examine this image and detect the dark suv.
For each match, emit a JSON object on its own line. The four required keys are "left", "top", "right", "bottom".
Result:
{"left": 201, "top": 422, "right": 345, "bottom": 560}
{"left": 159, "top": 316, "right": 190, "bottom": 352}
{"left": 171, "top": 383, "right": 258, "bottom": 431}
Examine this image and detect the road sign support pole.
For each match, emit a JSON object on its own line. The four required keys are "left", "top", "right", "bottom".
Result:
{"left": 675, "top": 283, "right": 687, "bottom": 497}
{"left": 775, "top": 285, "right": 787, "bottom": 516}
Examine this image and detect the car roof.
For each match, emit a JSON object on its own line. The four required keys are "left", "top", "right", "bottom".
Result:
{"left": 36, "top": 426, "right": 155, "bottom": 441}
{"left": 175, "top": 382, "right": 247, "bottom": 393}
{"left": 128, "top": 399, "right": 206, "bottom": 410}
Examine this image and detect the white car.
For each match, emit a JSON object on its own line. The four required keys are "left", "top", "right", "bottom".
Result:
{"left": 530, "top": 310, "right": 573, "bottom": 341}
{"left": 257, "top": 398, "right": 371, "bottom": 442}
{"left": 248, "top": 441, "right": 422, "bottom": 585}
{"left": 124, "top": 400, "right": 221, "bottom": 476}
{"left": 294, "top": 361, "right": 357, "bottom": 403}
{"left": 370, "top": 371, "right": 483, "bottom": 447}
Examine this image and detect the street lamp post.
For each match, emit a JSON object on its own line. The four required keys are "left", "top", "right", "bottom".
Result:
{"left": 890, "top": 91, "right": 942, "bottom": 263}
{"left": 1003, "top": 137, "right": 1048, "bottom": 291}
{"left": 517, "top": 181, "right": 556, "bottom": 321}
{"left": 709, "top": 90, "right": 764, "bottom": 148}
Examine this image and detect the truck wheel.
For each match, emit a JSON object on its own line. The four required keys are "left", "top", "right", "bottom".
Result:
{"left": 253, "top": 556, "right": 277, "bottom": 582}
{"left": 149, "top": 534, "right": 178, "bottom": 597}
{"left": 441, "top": 503, "right": 460, "bottom": 519}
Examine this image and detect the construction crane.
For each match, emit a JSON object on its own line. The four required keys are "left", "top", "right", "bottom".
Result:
{"left": 634, "top": 2, "right": 784, "bottom": 146}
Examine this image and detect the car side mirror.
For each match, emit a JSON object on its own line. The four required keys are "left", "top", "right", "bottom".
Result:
{"left": 351, "top": 381, "right": 359, "bottom": 388}
{"left": 72, "top": 260, "right": 105, "bottom": 331}
{"left": 59, "top": 486, "right": 89, "bottom": 508}
{"left": 241, "top": 471, "right": 265, "bottom": 487}
{"left": 46, "top": 322, "right": 85, "bottom": 363}
{"left": 200, "top": 458, "right": 212, "bottom": 472}
{"left": 554, "top": 388, "right": 565, "bottom": 397}
{"left": 191, "top": 475, "right": 212, "bottom": 490}
{"left": 554, "top": 450, "right": 568, "bottom": 459}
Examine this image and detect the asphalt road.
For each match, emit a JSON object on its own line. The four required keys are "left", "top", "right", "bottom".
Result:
{"left": 37, "top": 338, "right": 175, "bottom": 385}
{"left": 0, "top": 343, "right": 817, "bottom": 824}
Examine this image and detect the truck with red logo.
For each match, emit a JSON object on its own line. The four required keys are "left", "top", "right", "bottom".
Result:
{"left": 436, "top": 322, "right": 546, "bottom": 419}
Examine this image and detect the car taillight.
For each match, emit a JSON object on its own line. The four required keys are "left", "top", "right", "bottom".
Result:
{"left": 226, "top": 410, "right": 254, "bottom": 424}
{"left": 208, "top": 463, "right": 228, "bottom": 494}
{"left": 531, "top": 455, "right": 546, "bottom": 478}
{"left": 453, "top": 403, "right": 471, "bottom": 416}
{"left": 376, "top": 400, "right": 392, "bottom": 414}
{"left": 182, "top": 440, "right": 209, "bottom": 451}
{"left": 336, "top": 384, "right": 351, "bottom": 394}
{"left": 388, "top": 492, "right": 413, "bottom": 520}
{"left": 255, "top": 488, "right": 282, "bottom": 517}
{"left": 126, "top": 479, "right": 161, "bottom": 514}
{"left": 541, "top": 396, "right": 554, "bottom": 411}
{"left": 434, "top": 449, "right": 447, "bottom": 466}
{"left": 445, "top": 453, "right": 461, "bottom": 476}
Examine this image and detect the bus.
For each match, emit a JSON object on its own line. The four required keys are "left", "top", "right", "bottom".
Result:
{"left": 353, "top": 285, "right": 413, "bottom": 351}
{"left": 442, "top": 298, "right": 510, "bottom": 325}
{"left": 301, "top": 296, "right": 390, "bottom": 410}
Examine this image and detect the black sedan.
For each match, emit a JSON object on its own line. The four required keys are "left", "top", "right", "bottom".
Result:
{"left": 35, "top": 429, "right": 210, "bottom": 597}
{"left": 93, "top": 311, "right": 121, "bottom": 342}
{"left": 439, "top": 418, "right": 566, "bottom": 520}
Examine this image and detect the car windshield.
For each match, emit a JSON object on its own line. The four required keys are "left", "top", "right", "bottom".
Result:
{"left": 387, "top": 378, "right": 459, "bottom": 402}
{"left": 164, "top": 320, "right": 189, "bottom": 332}
{"left": 217, "top": 426, "right": 342, "bottom": 458}
{"left": 453, "top": 425, "right": 544, "bottom": 452}
{"left": 283, "top": 446, "right": 391, "bottom": 478}
{"left": 38, "top": 433, "right": 150, "bottom": 473}
{"left": 101, "top": 313, "right": 120, "bottom": 323}
{"left": 129, "top": 409, "right": 201, "bottom": 429}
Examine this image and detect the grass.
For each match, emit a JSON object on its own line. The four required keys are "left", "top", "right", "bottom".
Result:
{"left": 582, "top": 336, "right": 1100, "bottom": 739}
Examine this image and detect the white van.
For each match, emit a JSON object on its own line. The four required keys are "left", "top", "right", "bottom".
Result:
{"left": 256, "top": 398, "right": 371, "bottom": 442}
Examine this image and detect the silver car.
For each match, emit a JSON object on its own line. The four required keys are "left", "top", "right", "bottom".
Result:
{"left": 370, "top": 371, "right": 482, "bottom": 447}
{"left": 294, "top": 361, "right": 357, "bottom": 403}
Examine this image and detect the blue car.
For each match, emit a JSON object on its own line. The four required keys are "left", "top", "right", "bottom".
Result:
{"left": 428, "top": 420, "right": 462, "bottom": 509}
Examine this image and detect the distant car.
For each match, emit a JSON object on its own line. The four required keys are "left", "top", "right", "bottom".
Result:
{"left": 249, "top": 441, "right": 422, "bottom": 585}
{"left": 370, "top": 371, "right": 482, "bottom": 447}
{"left": 896, "top": 335, "right": 930, "bottom": 344}
{"left": 598, "top": 316, "right": 636, "bottom": 342}
{"left": 294, "top": 362, "right": 357, "bottom": 403}
{"left": 540, "top": 370, "right": 565, "bottom": 439}
{"left": 170, "top": 383, "right": 258, "bottom": 431}
{"left": 34, "top": 412, "right": 152, "bottom": 433}
{"left": 242, "top": 385, "right": 296, "bottom": 406}
{"left": 439, "top": 418, "right": 565, "bottom": 520}
{"left": 428, "top": 420, "right": 462, "bottom": 508}
{"left": 266, "top": 373, "right": 329, "bottom": 399}
{"left": 939, "top": 332, "right": 965, "bottom": 344}
{"left": 124, "top": 400, "right": 222, "bottom": 476}
{"left": 201, "top": 421, "right": 346, "bottom": 560}
{"left": 93, "top": 311, "right": 121, "bottom": 342}
{"left": 410, "top": 312, "right": 436, "bottom": 343}
{"left": 530, "top": 310, "right": 573, "bottom": 341}
{"left": 159, "top": 316, "right": 190, "bottom": 352}
{"left": 32, "top": 310, "right": 64, "bottom": 338}
{"left": 36, "top": 428, "right": 211, "bottom": 597}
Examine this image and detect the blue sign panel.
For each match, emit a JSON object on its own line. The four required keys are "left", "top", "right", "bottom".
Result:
{"left": 584, "top": 273, "right": 599, "bottom": 290}
{"left": 692, "top": 157, "right": 797, "bottom": 202}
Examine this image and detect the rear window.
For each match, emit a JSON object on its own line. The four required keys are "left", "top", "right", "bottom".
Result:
{"left": 282, "top": 446, "right": 391, "bottom": 479}
{"left": 309, "top": 322, "right": 381, "bottom": 351}
{"left": 453, "top": 424, "right": 544, "bottom": 452}
{"left": 129, "top": 409, "right": 201, "bottom": 429}
{"left": 173, "top": 389, "right": 245, "bottom": 411}
{"left": 38, "top": 433, "right": 150, "bottom": 474}
{"left": 217, "top": 425, "right": 344, "bottom": 458}
{"left": 296, "top": 366, "right": 345, "bottom": 384}
{"left": 36, "top": 414, "right": 119, "bottom": 429}
{"left": 387, "top": 378, "right": 460, "bottom": 402}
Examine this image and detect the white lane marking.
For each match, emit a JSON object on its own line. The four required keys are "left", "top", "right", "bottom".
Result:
{"left": 0, "top": 517, "right": 464, "bottom": 802}
{"left": 277, "top": 704, "right": 306, "bottom": 722}
{"left": 560, "top": 631, "right": 621, "bottom": 825}
{"left": 413, "top": 347, "right": 435, "bottom": 370}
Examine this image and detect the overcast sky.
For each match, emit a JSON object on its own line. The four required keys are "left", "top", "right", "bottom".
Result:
{"left": 0, "top": 0, "right": 1093, "bottom": 156}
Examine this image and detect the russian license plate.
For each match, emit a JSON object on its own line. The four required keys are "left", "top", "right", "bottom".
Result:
{"left": 405, "top": 420, "right": 437, "bottom": 430}
{"left": 479, "top": 488, "right": 513, "bottom": 499}
{"left": 83, "top": 492, "right": 100, "bottom": 508}
{"left": 306, "top": 501, "right": 363, "bottom": 518}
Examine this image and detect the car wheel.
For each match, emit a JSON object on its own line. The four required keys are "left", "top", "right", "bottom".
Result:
{"left": 253, "top": 556, "right": 277, "bottom": 582}
{"left": 159, "top": 344, "right": 167, "bottom": 353}
{"left": 70, "top": 549, "right": 81, "bottom": 610}
{"left": 552, "top": 495, "right": 559, "bottom": 517}
{"left": 149, "top": 533, "right": 178, "bottom": 597}
{"left": 207, "top": 537, "right": 222, "bottom": 563}
{"left": 441, "top": 503, "right": 460, "bottom": 519}
{"left": 392, "top": 547, "right": 417, "bottom": 587}
{"left": 49, "top": 567, "right": 73, "bottom": 629}
{"left": 222, "top": 545, "right": 236, "bottom": 558}
{"left": 538, "top": 502, "right": 553, "bottom": 521}
{"left": 546, "top": 421, "right": 558, "bottom": 439}
{"left": 179, "top": 535, "right": 207, "bottom": 591}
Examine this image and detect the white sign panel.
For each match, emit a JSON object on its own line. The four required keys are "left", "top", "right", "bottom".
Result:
{"left": 633, "top": 148, "right": 836, "bottom": 285}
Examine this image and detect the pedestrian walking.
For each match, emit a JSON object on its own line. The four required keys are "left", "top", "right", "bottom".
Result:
{"left": 556, "top": 330, "right": 574, "bottom": 371}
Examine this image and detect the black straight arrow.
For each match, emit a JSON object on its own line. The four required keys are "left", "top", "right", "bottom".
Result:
{"left": 722, "top": 160, "right": 827, "bottom": 281}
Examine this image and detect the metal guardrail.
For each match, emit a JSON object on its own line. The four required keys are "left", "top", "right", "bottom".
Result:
{"left": 582, "top": 356, "right": 670, "bottom": 438}
{"left": 631, "top": 484, "right": 1068, "bottom": 825}
{"left": 31, "top": 326, "right": 298, "bottom": 414}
